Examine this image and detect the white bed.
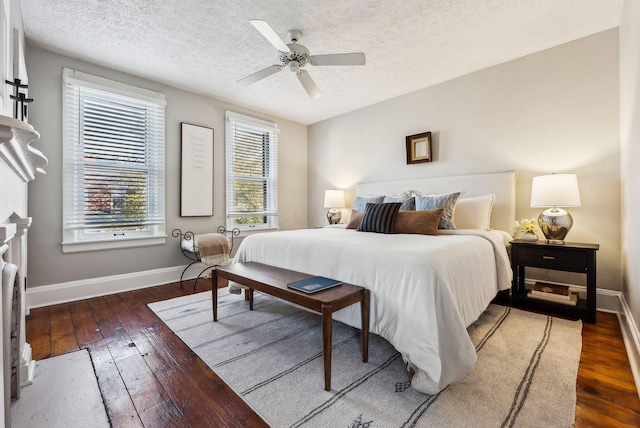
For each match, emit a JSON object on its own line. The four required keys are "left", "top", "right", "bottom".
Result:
{"left": 230, "top": 171, "right": 516, "bottom": 394}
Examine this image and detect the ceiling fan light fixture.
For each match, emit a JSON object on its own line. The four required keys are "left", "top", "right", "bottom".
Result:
{"left": 240, "top": 19, "right": 366, "bottom": 98}
{"left": 289, "top": 61, "right": 300, "bottom": 72}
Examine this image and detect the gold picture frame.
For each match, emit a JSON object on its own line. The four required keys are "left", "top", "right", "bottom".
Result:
{"left": 406, "top": 132, "right": 432, "bottom": 164}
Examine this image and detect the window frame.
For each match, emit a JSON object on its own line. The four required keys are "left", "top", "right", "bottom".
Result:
{"left": 61, "top": 68, "right": 167, "bottom": 253}
{"left": 225, "top": 111, "right": 279, "bottom": 233}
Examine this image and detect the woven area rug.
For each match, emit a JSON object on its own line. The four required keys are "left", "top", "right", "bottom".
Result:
{"left": 149, "top": 290, "right": 582, "bottom": 428}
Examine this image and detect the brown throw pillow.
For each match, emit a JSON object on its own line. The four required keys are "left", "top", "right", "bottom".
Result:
{"left": 393, "top": 209, "right": 443, "bottom": 235}
{"left": 346, "top": 209, "right": 364, "bottom": 229}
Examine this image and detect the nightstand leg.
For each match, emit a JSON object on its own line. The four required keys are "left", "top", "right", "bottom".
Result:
{"left": 587, "top": 252, "right": 597, "bottom": 323}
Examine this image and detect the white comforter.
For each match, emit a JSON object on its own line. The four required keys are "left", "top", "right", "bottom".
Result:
{"left": 231, "top": 228, "right": 512, "bottom": 394}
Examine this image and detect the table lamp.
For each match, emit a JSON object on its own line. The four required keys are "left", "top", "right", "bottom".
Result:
{"left": 324, "top": 190, "right": 345, "bottom": 224}
{"left": 530, "top": 173, "right": 581, "bottom": 244}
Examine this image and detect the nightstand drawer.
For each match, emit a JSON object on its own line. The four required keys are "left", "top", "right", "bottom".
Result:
{"left": 517, "top": 247, "right": 587, "bottom": 271}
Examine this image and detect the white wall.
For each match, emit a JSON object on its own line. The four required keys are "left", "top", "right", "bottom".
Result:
{"left": 620, "top": 1, "right": 640, "bottom": 333}
{"left": 308, "top": 30, "right": 621, "bottom": 291}
{"left": 25, "top": 46, "right": 307, "bottom": 288}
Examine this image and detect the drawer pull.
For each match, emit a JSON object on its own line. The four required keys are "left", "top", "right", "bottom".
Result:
{"left": 542, "top": 256, "right": 555, "bottom": 260}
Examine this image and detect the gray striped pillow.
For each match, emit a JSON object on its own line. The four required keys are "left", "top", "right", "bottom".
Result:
{"left": 415, "top": 192, "right": 462, "bottom": 229}
{"left": 383, "top": 196, "right": 416, "bottom": 210}
{"left": 357, "top": 202, "right": 402, "bottom": 234}
{"left": 353, "top": 195, "right": 384, "bottom": 211}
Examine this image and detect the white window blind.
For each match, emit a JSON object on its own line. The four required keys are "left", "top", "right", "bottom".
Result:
{"left": 225, "top": 111, "right": 278, "bottom": 231}
{"left": 62, "top": 68, "right": 166, "bottom": 252}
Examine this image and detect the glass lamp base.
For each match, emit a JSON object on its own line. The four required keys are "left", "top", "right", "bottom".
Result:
{"left": 538, "top": 207, "right": 573, "bottom": 245}
{"left": 326, "top": 208, "right": 341, "bottom": 225}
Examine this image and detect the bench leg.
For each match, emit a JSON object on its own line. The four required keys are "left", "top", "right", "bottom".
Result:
{"left": 322, "top": 304, "right": 333, "bottom": 391}
{"left": 361, "top": 289, "right": 370, "bottom": 363}
{"left": 249, "top": 289, "right": 254, "bottom": 310}
{"left": 212, "top": 270, "right": 218, "bottom": 322}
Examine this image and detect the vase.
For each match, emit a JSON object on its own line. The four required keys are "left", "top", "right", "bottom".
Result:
{"left": 521, "top": 232, "right": 539, "bottom": 242}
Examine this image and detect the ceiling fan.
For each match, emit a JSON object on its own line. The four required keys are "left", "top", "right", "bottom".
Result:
{"left": 237, "top": 20, "right": 366, "bottom": 99}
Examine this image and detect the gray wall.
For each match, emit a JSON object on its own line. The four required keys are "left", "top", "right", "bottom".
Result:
{"left": 308, "top": 30, "right": 621, "bottom": 291}
{"left": 620, "top": 1, "right": 640, "bottom": 333}
{"left": 25, "top": 46, "right": 308, "bottom": 288}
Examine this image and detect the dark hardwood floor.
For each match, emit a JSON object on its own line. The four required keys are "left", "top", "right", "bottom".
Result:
{"left": 26, "top": 280, "right": 640, "bottom": 427}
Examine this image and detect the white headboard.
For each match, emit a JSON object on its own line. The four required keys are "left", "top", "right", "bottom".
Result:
{"left": 357, "top": 171, "right": 516, "bottom": 232}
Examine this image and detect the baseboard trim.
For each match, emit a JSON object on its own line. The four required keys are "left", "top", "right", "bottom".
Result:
{"left": 618, "top": 294, "right": 640, "bottom": 399}
{"left": 26, "top": 263, "right": 208, "bottom": 309}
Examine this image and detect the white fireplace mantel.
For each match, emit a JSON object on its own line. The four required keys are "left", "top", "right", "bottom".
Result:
{"left": 0, "top": 114, "right": 44, "bottom": 426}
{"left": 0, "top": 115, "right": 46, "bottom": 182}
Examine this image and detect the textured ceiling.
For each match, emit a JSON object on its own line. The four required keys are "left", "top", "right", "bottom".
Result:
{"left": 20, "top": 0, "right": 622, "bottom": 125}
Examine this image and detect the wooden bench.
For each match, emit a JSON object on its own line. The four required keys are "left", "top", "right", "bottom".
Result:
{"left": 212, "top": 262, "right": 370, "bottom": 391}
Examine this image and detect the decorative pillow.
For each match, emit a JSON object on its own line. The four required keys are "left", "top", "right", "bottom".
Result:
{"left": 453, "top": 194, "right": 495, "bottom": 230}
{"left": 353, "top": 195, "right": 384, "bottom": 211}
{"left": 346, "top": 209, "right": 365, "bottom": 229}
{"left": 394, "top": 209, "right": 443, "bottom": 235}
{"left": 415, "top": 192, "right": 462, "bottom": 229}
{"left": 357, "top": 202, "right": 402, "bottom": 234}
{"left": 386, "top": 190, "right": 423, "bottom": 199}
{"left": 383, "top": 196, "right": 415, "bottom": 210}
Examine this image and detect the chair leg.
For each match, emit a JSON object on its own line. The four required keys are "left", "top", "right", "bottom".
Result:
{"left": 180, "top": 261, "right": 199, "bottom": 289}
{"left": 193, "top": 265, "right": 215, "bottom": 292}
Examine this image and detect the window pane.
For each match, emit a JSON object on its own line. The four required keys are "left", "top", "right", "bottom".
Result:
{"left": 84, "top": 165, "right": 148, "bottom": 231}
{"left": 232, "top": 133, "right": 268, "bottom": 177}
{"left": 233, "top": 179, "right": 266, "bottom": 224}
{"left": 225, "top": 112, "right": 278, "bottom": 230}
{"left": 83, "top": 96, "right": 148, "bottom": 165}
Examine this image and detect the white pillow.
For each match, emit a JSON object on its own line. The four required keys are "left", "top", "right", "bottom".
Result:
{"left": 453, "top": 194, "right": 495, "bottom": 230}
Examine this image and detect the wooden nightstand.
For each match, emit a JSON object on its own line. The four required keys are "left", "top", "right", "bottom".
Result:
{"left": 510, "top": 240, "right": 599, "bottom": 323}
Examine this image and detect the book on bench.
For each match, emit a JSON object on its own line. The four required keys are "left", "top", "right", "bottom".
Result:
{"left": 287, "top": 276, "right": 342, "bottom": 294}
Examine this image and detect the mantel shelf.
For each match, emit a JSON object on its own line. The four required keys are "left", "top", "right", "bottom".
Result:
{"left": 0, "top": 114, "right": 46, "bottom": 182}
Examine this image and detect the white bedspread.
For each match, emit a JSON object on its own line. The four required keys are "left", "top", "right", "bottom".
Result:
{"left": 231, "top": 228, "right": 512, "bottom": 394}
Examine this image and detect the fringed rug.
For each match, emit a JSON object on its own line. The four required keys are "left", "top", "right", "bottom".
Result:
{"left": 149, "top": 290, "right": 582, "bottom": 428}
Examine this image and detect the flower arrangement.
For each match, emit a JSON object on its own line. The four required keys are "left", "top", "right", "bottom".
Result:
{"left": 514, "top": 218, "right": 537, "bottom": 234}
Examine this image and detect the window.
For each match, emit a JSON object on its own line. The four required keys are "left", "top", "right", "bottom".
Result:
{"left": 62, "top": 68, "right": 166, "bottom": 253}
{"left": 225, "top": 111, "right": 278, "bottom": 232}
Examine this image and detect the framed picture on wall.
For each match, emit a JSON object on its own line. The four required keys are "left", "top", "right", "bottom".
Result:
{"left": 180, "top": 123, "right": 214, "bottom": 216}
{"left": 406, "top": 131, "right": 432, "bottom": 164}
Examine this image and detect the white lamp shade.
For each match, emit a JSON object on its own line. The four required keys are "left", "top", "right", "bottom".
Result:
{"left": 530, "top": 174, "right": 581, "bottom": 207}
{"left": 324, "top": 189, "right": 345, "bottom": 208}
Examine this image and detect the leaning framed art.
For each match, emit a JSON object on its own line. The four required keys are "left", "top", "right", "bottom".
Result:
{"left": 180, "top": 123, "right": 214, "bottom": 216}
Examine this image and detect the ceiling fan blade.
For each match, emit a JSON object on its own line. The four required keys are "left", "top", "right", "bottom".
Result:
{"left": 237, "top": 65, "right": 283, "bottom": 87}
{"left": 250, "top": 19, "right": 290, "bottom": 52}
{"left": 309, "top": 53, "right": 366, "bottom": 66}
{"left": 296, "top": 70, "right": 322, "bottom": 99}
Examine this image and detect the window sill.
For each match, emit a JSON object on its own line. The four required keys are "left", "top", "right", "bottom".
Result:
{"left": 62, "top": 235, "right": 167, "bottom": 253}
